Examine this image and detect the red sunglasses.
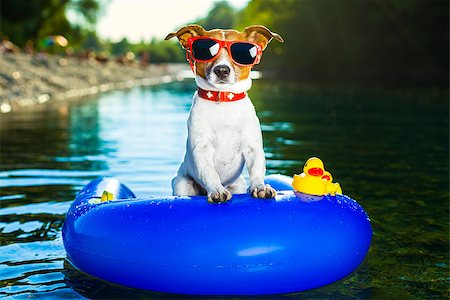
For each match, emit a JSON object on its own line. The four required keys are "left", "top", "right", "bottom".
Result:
{"left": 187, "top": 36, "right": 262, "bottom": 66}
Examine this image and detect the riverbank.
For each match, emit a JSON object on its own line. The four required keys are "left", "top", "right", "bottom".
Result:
{"left": 0, "top": 53, "right": 189, "bottom": 113}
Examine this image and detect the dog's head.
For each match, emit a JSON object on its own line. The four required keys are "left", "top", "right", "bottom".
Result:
{"left": 165, "top": 25, "right": 283, "bottom": 91}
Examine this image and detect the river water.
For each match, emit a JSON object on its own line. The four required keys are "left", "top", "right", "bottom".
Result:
{"left": 0, "top": 80, "right": 448, "bottom": 299}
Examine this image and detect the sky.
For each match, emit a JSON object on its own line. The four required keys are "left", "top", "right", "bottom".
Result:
{"left": 96, "top": 0, "right": 249, "bottom": 43}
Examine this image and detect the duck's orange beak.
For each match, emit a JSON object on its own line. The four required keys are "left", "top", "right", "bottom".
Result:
{"left": 308, "top": 168, "right": 324, "bottom": 177}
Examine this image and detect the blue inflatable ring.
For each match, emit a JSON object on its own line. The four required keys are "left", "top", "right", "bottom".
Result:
{"left": 63, "top": 175, "right": 372, "bottom": 295}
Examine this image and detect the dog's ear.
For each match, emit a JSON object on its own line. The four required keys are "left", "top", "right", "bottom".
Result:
{"left": 164, "top": 24, "right": 206, "bottom": 49}
{"left": 243, "top": 25, "right": 284, "bottom": 50}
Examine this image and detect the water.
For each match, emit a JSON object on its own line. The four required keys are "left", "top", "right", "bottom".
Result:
{"left": 0, "top": 80, "right": 448, "bottom": 299}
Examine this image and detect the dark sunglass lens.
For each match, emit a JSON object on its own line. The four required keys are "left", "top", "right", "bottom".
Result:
{"left": 230, "top": 43, "right": 258, "bottom": 65}
{"left": 192, "top": 39, "right": 220, "bottom": 60}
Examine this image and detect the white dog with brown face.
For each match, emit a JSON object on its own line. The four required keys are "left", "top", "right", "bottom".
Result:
{"left": 165, "top": 24, "right": 283, "bottom": 203}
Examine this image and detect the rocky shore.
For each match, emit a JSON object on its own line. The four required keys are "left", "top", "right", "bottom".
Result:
{"left": 0, "top": 53, "right": 189, "bottom": 113}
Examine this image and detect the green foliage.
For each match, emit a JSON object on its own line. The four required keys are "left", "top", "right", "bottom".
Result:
{"left": 239, "top": 0, "right": 449, "bottom": 86}
{"left": 110, "top": 38, "right": 130, "bottom": 56}
{"left": 0, "top": 0, "right": 185, "bottom": 63}
{"left": 68, "top": 0, "right": 102, "bottom": 27}
{"left": 147, "top": 40, "right": 185, "bottom": 63}
{"left": 127, "top": 39, "right": 185, "bottom": 63}
{"left": 81, "top": 31, "right": 103, "bottom": 51}
{"left": 0, "top": 0, "right": 100, "bottom": 49}
{"left": 196, "top": 1, "right": 237, "bottom": 30}
{"left": 99, "top": 38, "right": 183, "bottom": 63}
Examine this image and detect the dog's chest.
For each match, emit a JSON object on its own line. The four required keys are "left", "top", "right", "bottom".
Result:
{"left": 190, "top": 95, "right": 256, "bottom": 154}
{"left": 186, "top": 94, "right": 260, "bottom": 185}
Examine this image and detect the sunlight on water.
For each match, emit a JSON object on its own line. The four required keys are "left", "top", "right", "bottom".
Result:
{"left": 0, "top": 81, "right": 448, "bottom": 299}
{"left": 0, "top": 84, "right": 194, "bottom": 298}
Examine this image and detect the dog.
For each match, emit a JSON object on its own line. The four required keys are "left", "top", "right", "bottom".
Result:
{"left": 165, "top": 24, "right": 283, "bottom": 203}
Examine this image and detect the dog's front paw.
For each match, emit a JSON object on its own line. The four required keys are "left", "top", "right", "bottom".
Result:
{"left": 207, "top": 188, "right": 232, "bottom": 204}
{"left": 250, "top": 184, "right": 277, "bottom": 199}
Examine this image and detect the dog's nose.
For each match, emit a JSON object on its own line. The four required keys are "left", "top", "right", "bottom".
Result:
{"left": 213, "top": 65, "right": 231, "bottom": 79}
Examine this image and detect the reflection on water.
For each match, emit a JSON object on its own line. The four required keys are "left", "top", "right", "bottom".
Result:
{"left": 0, "top": 81, "right": 448, "bottom": 299}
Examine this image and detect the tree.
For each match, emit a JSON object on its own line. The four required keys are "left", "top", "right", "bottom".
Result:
{"left": 81, "top": 31, "right": 103, "bottom": 51}
{"left": 196, "top": 1, "right": 237, "bottom": 30}
{"left": 110, "top": 38, "right": 130, "bottom": 56}
{"left": 238, "top": 0, "right": 448, "bottom": 86}
{"left": 0, "top": 0, "right": 100, "bottom": 48}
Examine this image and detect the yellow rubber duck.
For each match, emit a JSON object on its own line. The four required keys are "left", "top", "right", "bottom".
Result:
{"left": 292, "top": 157, "right": 327, "bottom": 196}
{"left": 322, "top": 171, "right": 343, "bottom": 196}
{"left": 292, "top": 157, "right": 343, "bottom": 196}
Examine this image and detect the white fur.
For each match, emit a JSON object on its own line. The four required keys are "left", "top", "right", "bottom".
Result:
{"left": 172, "top": 75, "right": 267, "bottom": 199}
{"left": 196, "top": 75, "right": 252, "bottom": 93}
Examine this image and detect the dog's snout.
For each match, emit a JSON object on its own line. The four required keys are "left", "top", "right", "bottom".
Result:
{"left": 213, "top": 65, "right": 231, "bottom": 79}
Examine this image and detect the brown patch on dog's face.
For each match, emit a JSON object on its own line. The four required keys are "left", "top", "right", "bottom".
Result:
{"left": 165, "top": 25, "right": 283, "bottom": 84}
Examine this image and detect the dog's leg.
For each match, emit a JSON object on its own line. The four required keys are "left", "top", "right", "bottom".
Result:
{"left": 243, "top": 142, "right": 277, "bottom": 199}
{"left": 227, "top": 175, "right": 247, "bottom": 194}
{"left": 190, "top": 143, "right": 232, "bottom": 203}
{"left": 172, "top": 174, "right": 200, "bottom": 196}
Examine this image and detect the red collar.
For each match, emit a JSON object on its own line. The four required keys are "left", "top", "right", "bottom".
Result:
{"left": 197, "top": 87, "right": 247, "bottom": 102}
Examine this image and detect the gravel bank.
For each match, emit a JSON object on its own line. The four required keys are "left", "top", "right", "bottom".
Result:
{"left": 0, "top": 53, "right": 189, "bottom": 113}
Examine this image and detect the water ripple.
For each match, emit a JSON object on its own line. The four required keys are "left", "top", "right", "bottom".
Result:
{"left": 0, "top": 169, "right": 106, "bottom": 178}
{"left": 0, "top": 201, "right": 72, "bottom": 216}
{"left": 0, "top": 178, "right": 91, "bottom": 188}
{"left": 0, "top": 194, "right": 26, "bottom": 201}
